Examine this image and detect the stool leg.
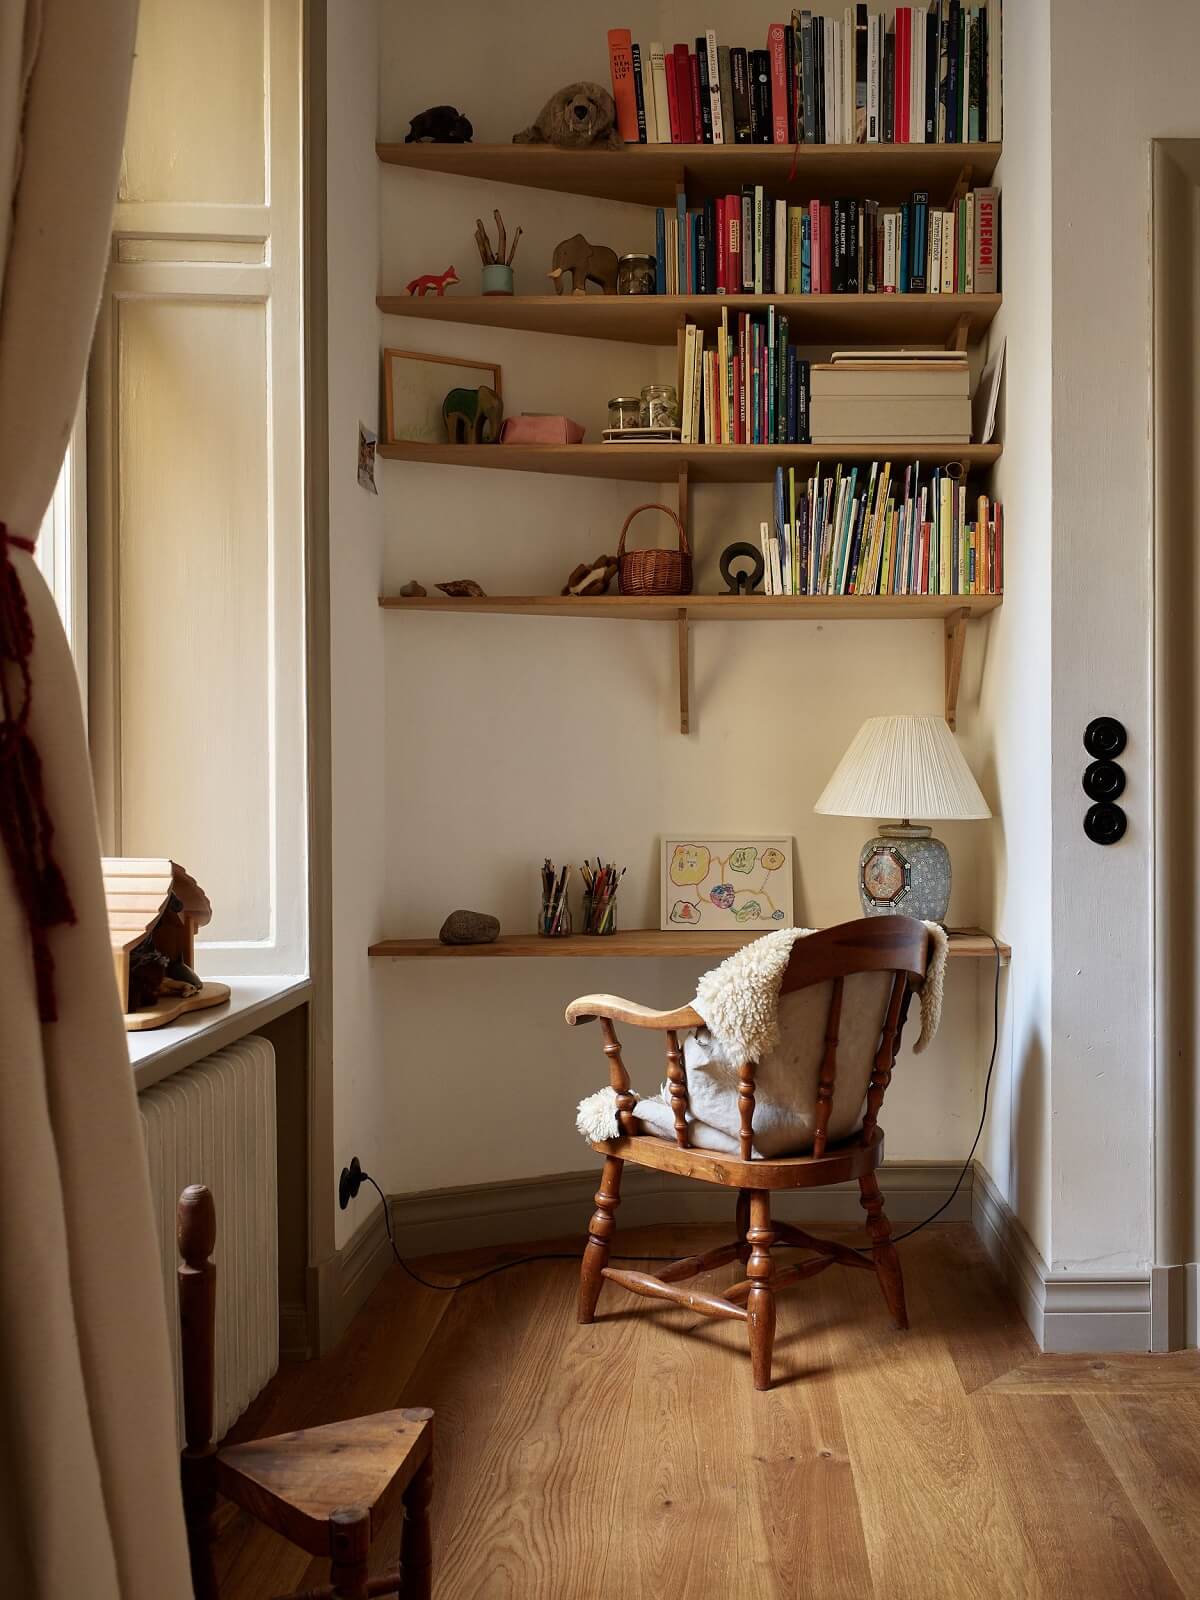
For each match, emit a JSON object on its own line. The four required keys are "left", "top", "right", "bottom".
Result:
{"left": 400, "top": 1450, "right": 434, "bottom": 1600}
{"left": 859, "top": 1171, "right": 908, "bottom": 1329}
{"left": 329, "top": 1505, "right": 371, "bottom": 1600}
{"left": 577, "top": 1155, "right": 623, "bottom": 1323}
{"left": 746, "top": 1190, "right": 776, "bottom": 1391}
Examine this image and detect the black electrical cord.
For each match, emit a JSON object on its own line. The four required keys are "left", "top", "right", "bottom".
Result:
{"left": 366, "top": 932, "right": 1002, "bottom": 1288}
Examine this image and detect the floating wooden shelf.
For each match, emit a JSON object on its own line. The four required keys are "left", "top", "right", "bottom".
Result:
{"left": 377, "top": 291, "right": 1001, "bottom": 347}
{"left": 379, "top": 593, "right": 997, "bottom": 734}
{"left": 377, "top": 140, "right": 1002, "bottom": 208}
{"left": 377, "top": 440, "right": 1000, "bottom": 481}
{"left": 369, "top": 928, "right": 1010, "bottom": 962}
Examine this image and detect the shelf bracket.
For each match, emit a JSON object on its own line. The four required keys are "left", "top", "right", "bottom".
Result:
{"left": 944, "top": 607, "right": 970, "bottom": 731}
{"left": 677, "top": 609, "right": 690, "bottom": 735}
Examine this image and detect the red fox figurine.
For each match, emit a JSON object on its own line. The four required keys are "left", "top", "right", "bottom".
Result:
{"left": 405, "top": 265, "right": 460, "bottom": 297}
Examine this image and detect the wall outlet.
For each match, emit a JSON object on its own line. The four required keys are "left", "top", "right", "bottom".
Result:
{"left": 338, "top": 1156, "right": 363, "bottom": 1210}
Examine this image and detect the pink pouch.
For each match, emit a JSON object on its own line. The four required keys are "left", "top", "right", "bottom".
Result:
{"left": 499, "top": 414, "right": 586, "bottom": 445}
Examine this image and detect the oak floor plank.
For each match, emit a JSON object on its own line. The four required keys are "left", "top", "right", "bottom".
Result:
{"left": 983, "top": 1351, "right": 1200, "bottom": 1395}
{"left": 912, "top": 1222, "right": 1038, "bottom": 1393}
{"left": 1077, "top": 1394, "right": 1200, "bottom": 1595}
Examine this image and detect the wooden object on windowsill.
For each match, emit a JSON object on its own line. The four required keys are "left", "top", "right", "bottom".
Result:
{"left": 102, "top": 858, "right": 230, "bottom": 1031}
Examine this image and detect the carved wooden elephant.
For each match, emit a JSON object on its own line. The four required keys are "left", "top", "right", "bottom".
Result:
{"left": 442, "top": 384, "right": 503, "bottom": 444}
{"left": 547, "top": 233, "right": 619, "bottom": 296}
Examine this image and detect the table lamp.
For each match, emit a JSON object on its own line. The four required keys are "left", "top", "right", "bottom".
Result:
{"left": 814, "top": 714, "right": 991, "bottom": 923}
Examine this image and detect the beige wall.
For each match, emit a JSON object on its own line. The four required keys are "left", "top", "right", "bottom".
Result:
{"left": 368, "top": 0, "right": 997, "bottom": 1198}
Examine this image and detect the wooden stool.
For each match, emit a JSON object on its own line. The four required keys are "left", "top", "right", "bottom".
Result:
{"left": 178, "top": 1185, "right": 433, "bottom": 1599}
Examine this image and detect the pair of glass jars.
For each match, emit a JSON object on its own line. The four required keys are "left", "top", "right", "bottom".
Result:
{"left": 607, "top": 384, "right": 680, "bottom": 432}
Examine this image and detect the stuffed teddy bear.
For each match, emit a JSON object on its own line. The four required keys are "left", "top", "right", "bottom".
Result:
{"left": 513, "top": 82, "right": 622, "bottom": 149}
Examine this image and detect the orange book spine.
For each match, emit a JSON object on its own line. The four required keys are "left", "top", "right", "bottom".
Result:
{"left": 608, "top": 30, "right": 640, "bottom": 143}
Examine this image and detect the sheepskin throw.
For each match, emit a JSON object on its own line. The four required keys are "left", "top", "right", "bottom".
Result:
{"left": 575, "top": 923, "right": 948, "bottom": 1157}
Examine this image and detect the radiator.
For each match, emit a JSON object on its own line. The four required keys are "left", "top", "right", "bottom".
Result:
{"left": 139, "top": 1034, "right": 279, "bottom": 1442}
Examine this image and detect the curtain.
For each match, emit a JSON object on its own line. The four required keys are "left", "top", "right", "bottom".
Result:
{"left": 0, "top": 2, "right": 192, "bottom": 1594}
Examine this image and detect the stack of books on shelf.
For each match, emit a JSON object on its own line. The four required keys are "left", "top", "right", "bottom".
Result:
{"left": 679, "top": 306, "right": 811, "bottom": 444}
{"left": 810, "top": 349, "right": 970, "bottom": 443}
{"left": 606, "top": 5, "right": 1001, "bottom": 149}
{"left": 761, "top": 461, "right": 1001, "bottom": 595}
{"left": 657, "top": 184, "right": 998, "bottom": 295}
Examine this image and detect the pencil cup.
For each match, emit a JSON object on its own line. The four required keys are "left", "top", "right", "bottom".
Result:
{"left": 540, "top": 891, "right": 572, "bottom": 937}
{"left": 481, "top": 264, "right": 514, "bottom": 296}
{"left": 582, "top": 889, "right": 618, "bottom": 936}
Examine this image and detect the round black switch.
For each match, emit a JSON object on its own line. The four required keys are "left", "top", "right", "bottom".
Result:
{"left": 1082, "top": 759, "right": 1126, "bottom": 802}
{"left": 1084, "top": 717, "right": 1127, "bottom": 760}
{"left": 1084, "top": 802, "right": 1127, "bottom": 846}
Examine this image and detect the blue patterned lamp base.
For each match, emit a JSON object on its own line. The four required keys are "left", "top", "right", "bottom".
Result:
{"left": 858, "top": 824, "right": 951, "bottom": 923}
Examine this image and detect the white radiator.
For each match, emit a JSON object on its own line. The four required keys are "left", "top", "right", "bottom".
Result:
{"left": 139, "top": 1034, "right": 279, "bottom": 1442}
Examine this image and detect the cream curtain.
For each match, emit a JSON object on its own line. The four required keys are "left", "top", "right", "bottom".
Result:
{"left": 0, "top": 2, "right": 192, "bottom": 1595}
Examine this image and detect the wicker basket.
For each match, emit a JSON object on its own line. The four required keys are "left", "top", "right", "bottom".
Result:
{"left": 616, "top": 503, "right": 693, "bottom": 597}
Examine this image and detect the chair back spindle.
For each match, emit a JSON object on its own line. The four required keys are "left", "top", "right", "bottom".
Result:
{"left": 812, "top": 976, "right": 844, "bottom": 1158}
{"left": 599, "top": 1018, "right": 639, "bottom": 1136}
{"left": 860, "top": 976, "right": 911, "bottom": 1147}
{"left": 737, "top": 1059, "right": 757, "bottom": 1160}
{"left": 178, "top": 1183, "right": 217, "bottom": 1453}
{"left": 664, "top": 1029, "right": 690, "bottom": 1147}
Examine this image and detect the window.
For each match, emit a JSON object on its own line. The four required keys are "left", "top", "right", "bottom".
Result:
{"left": 35, "top": 395, "right": 87, "bottom": 696}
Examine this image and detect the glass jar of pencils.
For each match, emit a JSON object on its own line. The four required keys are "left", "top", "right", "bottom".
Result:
{"left": 582, "top": 889, "right": 618, "bottom": 936}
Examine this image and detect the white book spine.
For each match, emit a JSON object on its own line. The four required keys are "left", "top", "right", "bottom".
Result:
{"left": 775, "top": 199, "right": 787, "bottom": 294}
{"left": 760, "top": 521, "right": 775, "bottom": 595}
{"left": 912, "top": 7, "right": 926, "bottom": 144}
{"left": 753, "top": 186, "right": 764, "bottom": 294}
{"left": 825, "top": 20, "right": 837, "bottom": 146}
{"left": 706, "top": 30, "right": 724, "bottom": 143}
{"left": 930, "top": 209, "right": 943, "bottom": 294}
{"left": 866, "top": 13, "right": 879, "bottom": 142}
{"left": 649, "top": 43, "right": 670, "bottom": 143}
{"left": 883, "top": 212, "right": 897, "bottom": 291}
{"left": 692, "top": 330, "right": 704, "bottom": 444}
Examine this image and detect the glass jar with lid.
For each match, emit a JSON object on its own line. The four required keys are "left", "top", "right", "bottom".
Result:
{"left": 608, "top": 395, "right": 643, "bottom": 431}
{"left": 640, "top": 383, "right": 679, "bottom": 430}
{"left": 617, "top": 253, "right": 657, "bottom": 295}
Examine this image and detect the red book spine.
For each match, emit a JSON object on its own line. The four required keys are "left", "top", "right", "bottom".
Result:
{"left": 716, "top": 196, "right": 727, "bottom": 290}
{"left": 897, "top": 9, "right": 910, "bottom": 143}
{"left": 820, "top": 201, "right": 832, "bottom": 292}
{"left": 767, "top": 23, "right": 789, "bottom": 143}
{"left": 673, "top": 45, "right": 694, "bottom": 147}
{"left": 664, "top": 51, "right": 681, "bottom": 142}
{"left": 726, "top": 193, "right": 742, "bottom": 295}
{"left": 689, "top": 53, "right": 704, "bottom": 141}
{"left": 606, "top": 30, "right": 640, "bottom": 143}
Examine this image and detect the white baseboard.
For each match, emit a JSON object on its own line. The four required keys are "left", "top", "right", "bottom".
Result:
{"left": 973, "top": 1163, "right": 1152, "bottom": 1353}
{"left": 388, "top": 1158, "right": 972, "bottom": 1259}
{"left": 1150, "top": 1262, "right": 1200, "bottom": 1351}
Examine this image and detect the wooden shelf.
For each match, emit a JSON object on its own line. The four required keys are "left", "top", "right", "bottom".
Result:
{"left": 377, "top": 291, "right": 1001, "bottom": 347}
{"left": 377, "top": 440, "right": 1000, "bottom": 481}
{"left": 377, "top": 141, "right": 1001, "bottom": 208}
{"left": 369, "top": 928, "right": 1010, "bottom": 962}
{"left": 378, "top": 593, "right": 999, "bottom": 621}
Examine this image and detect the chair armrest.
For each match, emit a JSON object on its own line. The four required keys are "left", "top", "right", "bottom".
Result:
{"left": 565, "top": 993, "right": 704, "bottom": 1030}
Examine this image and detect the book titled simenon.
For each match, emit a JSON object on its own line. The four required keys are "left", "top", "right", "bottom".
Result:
{"left": 973, "top": 187, "right": 998, "bottom": 293}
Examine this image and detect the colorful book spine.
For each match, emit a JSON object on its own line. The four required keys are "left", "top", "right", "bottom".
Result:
{"left": 607, "top": 30, "right": 639, "bottom": 142}
{"left": 673, "top": 44, "right": 693, "bottom": 144}
{"left": 655, "top": 208, "right": 666, "bottom": 293}
{"left": 767, "top": 22, "right": 790, "bottom": 142}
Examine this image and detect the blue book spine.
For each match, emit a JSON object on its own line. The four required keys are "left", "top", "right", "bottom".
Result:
{"left": 899, "top": 203, "right": 911, "bottom": 294}
{"left": 631, "top": 43, "right": 648, "bottom": 142}
{"left": 801, "top": 214, "right": 811, "bottom": 293}
{"left": 655, "top": 209, "right": 666, "bottom": 293}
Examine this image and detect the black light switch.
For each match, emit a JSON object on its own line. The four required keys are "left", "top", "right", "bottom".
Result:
{"left": 1084, "top": 802, "right": 1127, "bottom": 846}
{"left": 1084, "top": 717, "right": 1127, "bottom": 760}
{"left": 1082, "top": 759, "right": 1126, "bottom": 802}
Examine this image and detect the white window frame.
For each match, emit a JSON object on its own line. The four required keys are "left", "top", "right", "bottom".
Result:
{"left": 35, "top": 391, "right": 88, "bottom": 706}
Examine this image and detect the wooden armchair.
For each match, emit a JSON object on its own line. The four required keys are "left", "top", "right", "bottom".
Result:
{"left": 177, "top": 1185, "right": 434, "bottom": 1600}
{"left": 565, "top": 916, "right": 930, "bottom": 1390}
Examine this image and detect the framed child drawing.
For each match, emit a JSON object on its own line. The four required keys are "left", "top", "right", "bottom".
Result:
{"left": 659, "top": 836, "right": 794, "bottom": 932}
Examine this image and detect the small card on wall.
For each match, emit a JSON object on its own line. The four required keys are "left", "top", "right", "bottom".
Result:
{"left": 659, "top": 835, "right": 794, "bottom": 932}
{"left": 357, "top": 422, "right": 377, "bottom": 493}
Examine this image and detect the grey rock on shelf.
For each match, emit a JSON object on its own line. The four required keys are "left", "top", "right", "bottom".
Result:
{"left": 438, "top": 909, "right": 501, "bottom": 945}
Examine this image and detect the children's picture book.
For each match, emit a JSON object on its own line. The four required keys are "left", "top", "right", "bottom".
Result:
{"left": 659, "top": 835, "right": 794, "bottom": 932}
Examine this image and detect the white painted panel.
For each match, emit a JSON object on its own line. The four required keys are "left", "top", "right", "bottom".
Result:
{"left": 116, "top": 297, "right": 271, "bottom": 943}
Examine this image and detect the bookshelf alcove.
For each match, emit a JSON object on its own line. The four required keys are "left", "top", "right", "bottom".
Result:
{"left": 373, "top": 138, "right": 1004, "bottom": 956}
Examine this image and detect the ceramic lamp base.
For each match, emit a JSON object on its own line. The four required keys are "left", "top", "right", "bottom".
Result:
{"left": 858, "top": 823, "right": 951, "bottom": 923}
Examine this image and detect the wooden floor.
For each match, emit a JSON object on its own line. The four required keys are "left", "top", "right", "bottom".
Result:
{"left": 216, "top": 1222, "right": 1200, "bottom": 1599}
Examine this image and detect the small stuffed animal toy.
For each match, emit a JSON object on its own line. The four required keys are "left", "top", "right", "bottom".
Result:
{"left": 405, "top": 105, "right": 473, "bottom": 143}
{"left": 513, "top": 82, "right": 622, "bottom": 149}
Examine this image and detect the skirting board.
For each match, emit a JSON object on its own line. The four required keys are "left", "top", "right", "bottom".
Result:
{"left": 310, "top": 1204, "right": 394, "bottom": 1357}
{"left": 973, "top": 1162, "right": 1152, "bottom": 1353}
{"left": 388, "top": 1158, "right": 972, "bottom": 1260}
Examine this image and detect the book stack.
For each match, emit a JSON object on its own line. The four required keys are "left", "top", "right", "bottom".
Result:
{"left": 677, "top": 306, "right": 812, "bottom": 445}
{"left": 761, "top": 462, "right": 1002, "bottom": 595}
{"left": 810, "top": 350, "right": 971, "bottom": 444}
{"left": 606, "top": 5, "right": 1001, "bottom": 149}
{"left": 656, "top": 186, "right": 998, "bottom": 295}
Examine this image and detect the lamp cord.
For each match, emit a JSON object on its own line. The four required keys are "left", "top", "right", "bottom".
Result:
{"left": 366, "top": 933, "right": 1002, "bottom": 1289}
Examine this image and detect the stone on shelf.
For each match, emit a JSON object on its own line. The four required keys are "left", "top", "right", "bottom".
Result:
{"left": 438, "top": 909, "right": 501, "bottom": 945}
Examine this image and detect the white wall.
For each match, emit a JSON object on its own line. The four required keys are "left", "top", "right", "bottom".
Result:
{"left": 372, "top": 0, "right": 996, "bottom": 1197}
{"left": 327, "top": 0, "right": 389, "bottom": 1248}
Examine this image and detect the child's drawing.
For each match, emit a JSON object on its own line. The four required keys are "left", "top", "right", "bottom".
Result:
{"left": 660, "top": 836, "right": 794, "bottom": 932}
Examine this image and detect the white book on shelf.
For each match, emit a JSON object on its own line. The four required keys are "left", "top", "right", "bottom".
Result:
{"left": 940, "top": 210, "right": 954, "bottom": 293}
{"left": 649, "top": 43, "right": 671, "bottom": 143}
{"left": 691, "top": 329, "right": 705, "bottom": 443}
{"left": 912, "top": 6, "right": 926, "bottom": 144}
{"left": 964, "top": 191, "right": 975, "bottom": 292}
{"left": 759, "top": 522, "right": 774, "bottom": 595}
{"left": 753, "top": 185, "right": 764, "bottom": 294}
{"left": 706, "top": 30, "right": 725, "bottom": 143}
{"left": 825, "top": 18, "right": 838, "bottom": 146}
{"left": 929, "top": 208, "right": 943, "bottom": 293}
{"left": 774, "top": 199, "right": 787, "bottom": 295}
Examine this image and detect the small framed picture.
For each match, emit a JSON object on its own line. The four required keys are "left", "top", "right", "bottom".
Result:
{"left": 660, "top": 835, "right": 794, "bottom": 932}
{"left": 382, "top": 348, "right": 502, "bottom": 445}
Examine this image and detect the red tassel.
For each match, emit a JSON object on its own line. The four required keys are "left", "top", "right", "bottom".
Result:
{"left": 0, "top": 522, "right": 75, "bottom": 1022}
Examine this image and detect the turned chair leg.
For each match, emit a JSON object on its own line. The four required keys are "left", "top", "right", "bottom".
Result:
{"left": 399, "top": 1434, "right": 434, "bottom": 1600}
{"left": 329, "top": 1506, "right": 371, "bottom": 1600}
{"left": 859, "top": 1171, "right": 908, "bottom": 1329}
{"left": 745, "top": 1190, "right": 776, "bottom": 1390}
{"left": 735, "top": 1188, "right": 752, "bottom": 1264}
{"left": 578, "top": 1155, "right": 623, "bottom": 1323}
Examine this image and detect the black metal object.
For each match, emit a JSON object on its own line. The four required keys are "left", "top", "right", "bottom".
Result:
{"left": 719, "top": 541, "right": 766, "bottom": 595}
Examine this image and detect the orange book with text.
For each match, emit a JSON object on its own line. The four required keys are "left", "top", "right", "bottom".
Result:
{"left": 607, "top": 29, "right": 640, "bottom": 143}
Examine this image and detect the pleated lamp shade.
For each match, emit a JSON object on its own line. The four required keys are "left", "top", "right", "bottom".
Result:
{"left": 815, "top": 715, "right": 992, "bottom": 821}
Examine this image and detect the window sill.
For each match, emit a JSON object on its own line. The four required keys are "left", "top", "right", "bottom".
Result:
{"left": 129, "top": 975, "right": 311, "bottom": 1092}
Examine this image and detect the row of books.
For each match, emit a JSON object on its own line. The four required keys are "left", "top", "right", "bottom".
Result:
{"left": 679, "top": 311, "right": 812, "bottom": 445}
{"left": 657, "top": 187, "right": 997, "bottom": 297}
{"left": 762, "top": 462, "right": 1002, "bottom": 595}
{"left": 606, "top": 4, "right": 1001, "bottom": 149}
